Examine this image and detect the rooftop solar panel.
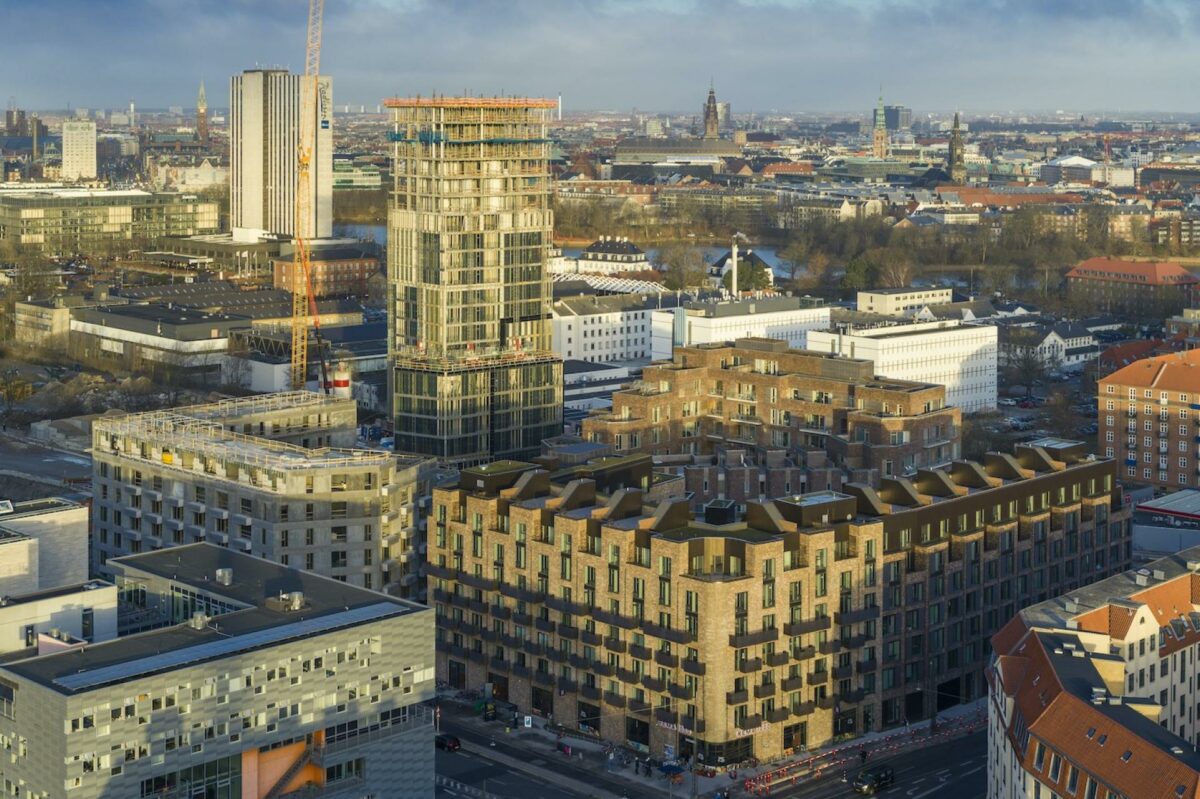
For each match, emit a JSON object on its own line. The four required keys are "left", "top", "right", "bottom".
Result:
{"left": 53, "top": 602, "right": 402, "bottom": 692}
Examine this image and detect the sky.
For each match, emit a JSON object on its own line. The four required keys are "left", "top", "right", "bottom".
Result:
{"left": 6, "top": 0, "right": 1200, "bottom": 115}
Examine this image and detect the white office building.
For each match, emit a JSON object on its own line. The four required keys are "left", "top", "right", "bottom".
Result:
{"left": 807, "top": 320, "right": 997, "bottom": 412}
{"left": 857, "top": 287, "right": 953, "bottom": 316}
{"left": 60, "top": 120, "right": 97, "bottom": 181}
{"left": 554, "top": 293, "right": 686, "bottom": 364}
{"left": 230, "top": 68, "right": 333, "bottom": 243}
{"left": 650, "top": 295, "right": 831, "bottom": 360}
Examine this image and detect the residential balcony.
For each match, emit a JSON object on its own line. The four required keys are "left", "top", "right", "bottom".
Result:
{"left": 737, "top": 714, "right": 763, "bottom": 731}
{"left": 784, "top": 616, "right": 831, "bottom": 636}
{"left": 834, "top": 606, "right": 880, "bottom": 625}
{"left": 726, "top": 689, "right": 749, "bottom": 705}
{"left": 781, "top": 675, "right": 804, "bottom": 692}
{"left": 737, "top": 658, "right": 763, "bottom": 673}
{"left": 729, "top": 627, "right": 779, "bottom": 648}
{"left": 765, "top": 707, "right": 791, "bottom": 724}
{"left": 753, "top": 682, "right": 777, "bottom": 699}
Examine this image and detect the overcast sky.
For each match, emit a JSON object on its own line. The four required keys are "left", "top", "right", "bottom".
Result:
{"left": 7, "top": 0, "right": 1200, "bottom": 115}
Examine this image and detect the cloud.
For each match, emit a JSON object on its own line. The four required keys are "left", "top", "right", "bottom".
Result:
{"left": 4, "top": 0, "right": 1200, "bottom": 113}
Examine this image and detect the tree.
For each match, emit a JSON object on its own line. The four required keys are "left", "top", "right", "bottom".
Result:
{"left": 0, "top": 370, "right": 31, "bottom": 426}
{"left": 722, "top": 259, "right": 772, "bottom": 292}
{"left": 841, "top": 255, "right": 874, "bottom": 292}
{"left": 779, "top": 239, "right": 810, "bottom": 286}
{"left": 656, "top": 244, "right": 709, "bottom": 292}
{"left": 799, "top": 251, "right": 831, "bottom": 292}
{"left": 865, "top": 247, "right": 914, "bottom": 289}
{"left": 1045, "top": 389, "right": 1076, "bottom": 434}
{"left": 1004, "top": 335, "right": 1049, "bottom": 397}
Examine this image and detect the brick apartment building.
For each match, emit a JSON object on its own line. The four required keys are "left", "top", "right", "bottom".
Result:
{"left": 1098, "top": 348, "right": 1200, "bottom": 490}
{"left": 273, "top": 246, "right": 380, "bottom": 298}
{"left": 1066, "top": 257, "right": 1198, "bottom": 320}
{"left": 581, "top": 338, "right": 961, "bottom": 482}
{"left": 428, "top": 441, "right": 1129, "bottom": 762}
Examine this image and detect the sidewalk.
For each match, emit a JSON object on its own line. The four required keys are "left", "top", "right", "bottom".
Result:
{"left": 436, "top": 693, "right": 987, "bottom": 798}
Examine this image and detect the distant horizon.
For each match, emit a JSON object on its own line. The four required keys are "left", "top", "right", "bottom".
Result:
{"left": 12, "top": 106, "right": 1200, "bottom": 123}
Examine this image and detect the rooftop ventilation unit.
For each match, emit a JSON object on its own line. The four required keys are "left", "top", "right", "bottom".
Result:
{"left": 215, "top": 568, "right": 232, "bottom": 586}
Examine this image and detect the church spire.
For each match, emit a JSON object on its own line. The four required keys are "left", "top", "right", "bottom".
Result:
{"left": 196, "top": 79, "right": 209, "bottom": 145}
{"left": 871, "top": 87, "right": 888, "bottom": 159}
{"left": 703, "top": 83, "right": 719, "bottom": 140}
{"left": 948, "top": 111, "right": 966, "bottom": 184}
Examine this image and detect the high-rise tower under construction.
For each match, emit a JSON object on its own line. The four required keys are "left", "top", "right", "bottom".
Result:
{"left": 386, "top": 96, "right": 563, "bottom": 466}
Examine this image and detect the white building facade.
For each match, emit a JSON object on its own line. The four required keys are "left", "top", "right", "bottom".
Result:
{"left": 553, "top": 294, "right": 669, "bottom": 363}
{"left": 857, "top": 287, "right": 954, "bottom": 316}
{"left": 808, "top": 320, "right": 998, "bottom": 412}
{"left": 650, "top": 296, "right": 832, "bottom": 360}
{"left": 60, "top": 120, "right": 97, "bottom": 181}
{"left": 230, "top": 69, "right": 333, "bottom": 242}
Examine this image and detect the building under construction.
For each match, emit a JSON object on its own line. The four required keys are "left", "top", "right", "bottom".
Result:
{"left": 386, "top": 97, "right": 563, "bottom": 466}
{"left": 91, "top": 392, "right": 435, "bottom": 600}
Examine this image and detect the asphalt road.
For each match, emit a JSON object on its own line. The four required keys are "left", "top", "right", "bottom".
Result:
{"left": 435, "top": 699, "right": 987, "bottom": 799}
{"left": 435, "top": 705, "right": 658, "bottom": 799}
{"left": 0, "top": 434, "right": 91, "bottom": 481}
{"left": 777, "top": 730, "right": 988, "bottom": 799}
{"left": 436, "top": 747, "right": 582, "bottom": 799}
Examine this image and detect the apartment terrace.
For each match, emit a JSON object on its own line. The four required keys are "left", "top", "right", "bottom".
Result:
{"left": 93, "top": 412, "right": 392, "bottom": 498}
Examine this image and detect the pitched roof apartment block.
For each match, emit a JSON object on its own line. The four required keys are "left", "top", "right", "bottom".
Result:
{"left": 989, "top": 549, "right": 1200, "bottom": 799}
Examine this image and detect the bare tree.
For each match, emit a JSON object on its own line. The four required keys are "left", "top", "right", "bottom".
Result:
{"left": 656, "top": 244, "right": 709, "bottom": 292}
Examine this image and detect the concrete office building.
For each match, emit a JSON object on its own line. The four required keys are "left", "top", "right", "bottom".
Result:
{"left": 582, "top": 338, "right": 960, "bottom": 479}
{"left": 0, "top": 544, "right": 434, "bottom": 799}
{"left": 429, "top": 440, "right": 1128, "bottom": 762}
{"left": 988, "top": 547, "right": 1200, "bottom": 799}
{"left": 650, "top": 296, "right": 832, "bottom": 361}
{"left": 230, "top": 68, "right": 333, "bottom": 242}
{"left": 0, "top": 579, "right": 117, "bottom": 657}
{"left": 0, "top": 189, "right": 218, "bottom": 256}
{"left": 808, "top": 320, "right": 998, "bottom": 413}
{"left": 91, "top": 393, "right": 433, "bottom": 599}
{"left": 1098, "top": 348, "right": 1200, "bottom": 490}
{"left": 1131, "top": 490, "right": 1200, "bottom": 554}
{"left": 387, "top": 97, "right": 563, "bottom": 466}
{"left": 60, "top": 120, "right": 97, "bottom": 181}
{"left": 857, "top": 288, "right": 954, "bottom": 317}
{"left": 0, "top": 497, "right": 90, "bottom": 592}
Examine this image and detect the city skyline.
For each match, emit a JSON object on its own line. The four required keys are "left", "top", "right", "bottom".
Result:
{"left": 7, "top": 0, "right": 1200, "bottom": 114}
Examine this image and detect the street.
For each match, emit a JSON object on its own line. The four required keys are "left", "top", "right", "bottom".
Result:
{"left": 759, "top": 730, "right": 987, "bottom": 799}
{"left": 436, "top": 747, "right": 582, "bottom": 799}
{"left": 434, "top": 706, "right": 988, "bottom": 799}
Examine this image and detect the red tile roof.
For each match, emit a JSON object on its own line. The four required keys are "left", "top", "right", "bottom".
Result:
{"left": 1102, "top": 348, "right": 1200, "bottom": 392}
{"left": 1067, "top": 257, "right": 1199, "bottom": 286}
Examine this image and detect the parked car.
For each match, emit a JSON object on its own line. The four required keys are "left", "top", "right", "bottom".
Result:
{"left": 851, "top": 764, "right": 895, "bottom": 794}
{"left": 435, "top": 734, "right": 461, "bottom": 752}
{"left": 998, "top": 398, "right": 1018, "bottom": 407}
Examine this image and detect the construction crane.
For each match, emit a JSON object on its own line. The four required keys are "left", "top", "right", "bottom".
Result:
{"left": 290, "top": 0, "right": 331, "bottom": 391}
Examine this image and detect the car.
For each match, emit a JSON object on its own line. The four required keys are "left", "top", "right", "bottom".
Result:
{"left": 1018, "top": 401, "right": 1035, "bottom": 409}
{"left": 998, "top": 398, "right": 1018, "bottom": 407}
{"left": 435, "top": 734, "right": 461, "bottom": 752}
{"left": 851, "top": 764, "right": 895, "bottom": 794}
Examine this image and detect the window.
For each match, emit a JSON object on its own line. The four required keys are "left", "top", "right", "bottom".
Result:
{"left": 1049, "top": 753, "right": 1061, "bottom": 781}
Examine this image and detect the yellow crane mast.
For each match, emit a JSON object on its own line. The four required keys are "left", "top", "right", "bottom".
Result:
{"left": 290, "top": 0, "right": 325, "bottom": 390}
